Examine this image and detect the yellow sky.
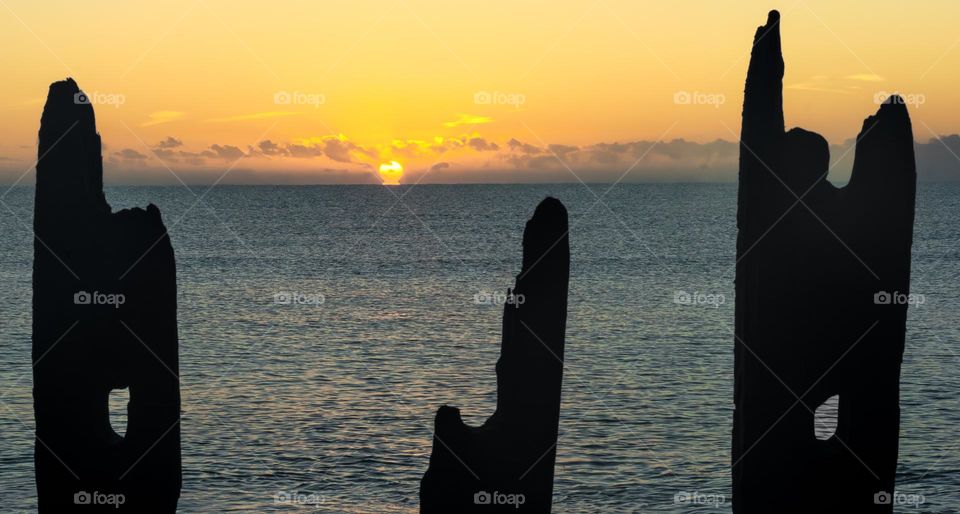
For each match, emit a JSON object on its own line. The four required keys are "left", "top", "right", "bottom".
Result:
{"left": 1, "top": 0, "right": 959, "bottom": 183}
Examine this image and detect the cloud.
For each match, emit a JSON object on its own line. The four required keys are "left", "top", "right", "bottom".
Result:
{"left": 508, "top": 138, "right": 541, "bottom": 154}
{"left": 178, "top": 149, "right": 214, "bottom": 158}
{"left": 156, "top": 136, "right": 183, "bottom": 149}
{"left": 90, "top": 165, "right": 384, "bottom": 186}
{"left": 95, "top": 133, "right": 763, "bottom": 184}
{"left": 288, "top": 144, "right": 323, "bottom": 158}
{"left": 29, "top": 127, "right": 960, "bottom": 185}
{"left": 205, "top": 111, "right": 299, "bottom": 123}
{"left": 245, "top": 139, "right": 323, "bottom": 159}
{"left": 224, "top": 136, "right": 381, "bottom": 163}
{"left": 498, "top": 138, "right": 739, "bottom": 180}
{"left": 182, "top": 156, "right": 207, "bottom": 166}
{"left": 257, "top": 139, "right": 288, "bottom": 156}
{"left": 323, "top": 139, "right": 358, "bottom": 162}
{"left": 210, "top": 144, "right": 246, "bottom": 160}
{"left": 385, "top": 135, "right": 506, "bottom": 159}
{"left": 388, "top": 138, "right": 454, "bottom": 159}
{"left": 154, "top": 148, "right": 178, "bottom": 160}
{"left": 142, "top": 111, "right": 186, "bottom": 127}
{"left": 548, "top": 144, "right": 578, "bottom": 158}
{"left": 913, "top": 135, "right": 960, "bottom": 181}
{"left": 813, "top": 134, "right": 960, "bottom": 183}
{"left": 148, "top": 137, "right": 184, "bottom": 161}
{"left": 443, "top": 113, "right": 493, "bottom": 128}
{"left": 113, "top": 148, "right": 148, "bottom": 160}
{"left": 319, "top": 137, "right": 377, "bottom": 163}
{"left": 468, "top": 137, "right": 499, "bottom": 151}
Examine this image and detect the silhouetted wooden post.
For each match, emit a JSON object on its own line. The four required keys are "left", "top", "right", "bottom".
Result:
{"left": 734, "top": 11, "right": 916, "bottom": 513}
{"left": 420, "top": 197, "right": 569, "bottom": 513}
{"left": 33, "top": 79, "right": 181, "bottom": 512}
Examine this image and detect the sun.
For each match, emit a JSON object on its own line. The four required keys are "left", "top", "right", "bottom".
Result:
{"left": 378, "top": 161, "right": 403, "bottom": 185}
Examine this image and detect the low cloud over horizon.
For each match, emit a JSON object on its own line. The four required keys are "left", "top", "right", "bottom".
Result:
{"left": 1, "top": 133, "right": 959, "bottom": 185}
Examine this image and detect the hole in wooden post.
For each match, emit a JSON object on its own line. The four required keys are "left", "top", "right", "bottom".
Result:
{"left": 814, "top": 394, "right": 839, "bottom": 440}
{"left": 109, "top": 387, "right": 130, "bottom": 439}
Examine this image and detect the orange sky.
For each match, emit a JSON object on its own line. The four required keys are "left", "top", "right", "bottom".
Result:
{"left": 1, "top": 1, "right": 959, "bottom": 184}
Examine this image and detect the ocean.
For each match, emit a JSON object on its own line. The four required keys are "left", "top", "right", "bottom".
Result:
{"left": 1, "top": 183, "right": 957, "bottom": 512}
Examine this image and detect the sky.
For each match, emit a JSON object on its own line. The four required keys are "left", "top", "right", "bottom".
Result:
{"left": 1, "top": 0, "right": 960, "bottom": 184}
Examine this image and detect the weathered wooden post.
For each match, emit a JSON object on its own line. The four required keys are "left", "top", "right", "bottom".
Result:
{"left": 33, "top": 78, "right": 181, "bottom": 512}
{"left": 421, "top": 197, "right": 569, "bottom": 513}
{"left": 734, "top": 11, "right": 916, "bottom": 513}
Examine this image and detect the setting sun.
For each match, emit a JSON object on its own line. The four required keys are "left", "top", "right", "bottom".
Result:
{"left": 378, "top": 161, "right": 403, "bottom": 185}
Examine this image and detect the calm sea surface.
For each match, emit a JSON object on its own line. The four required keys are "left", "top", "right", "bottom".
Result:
{"left": 0, "top": 183, "right": 957, "bottom": 512}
